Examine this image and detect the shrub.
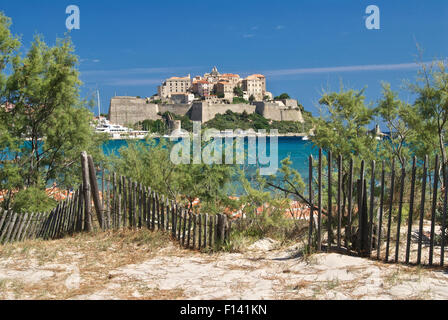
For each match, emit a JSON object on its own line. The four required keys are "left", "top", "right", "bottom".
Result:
{"left": 203, "top": 110, "right": 307, "bottom": 133}
{"left": 11, "top": 187, "right": 57, "bottom": 213}
{"left": 274, "top": 93, "right": 290, "bottom": 100}
{"left": 232, "top": 97, "right": 248, "bottom": 104}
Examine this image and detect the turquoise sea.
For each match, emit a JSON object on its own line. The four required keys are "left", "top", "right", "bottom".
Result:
{"left": 102, "top": 136, "right": 320, "bottom": 184}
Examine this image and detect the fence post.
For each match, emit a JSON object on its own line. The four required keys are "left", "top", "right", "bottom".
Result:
{"left": 77, "top": 184, "right": 84, "bottom": 232}
{"left": 357, "top": 160, "right": 365, "bottom": 253}
{"left": 317, "top": 148, "right": 322, "bottom": 251}
{"left": 346, "top": 158, "right": 353, "bottom": 249}
{"left": 198, "top": 214, "right": 202, "bottom": 249}
{"left": 406, "top": 157, "right": 417, "bottom": 264}
{"left": 151, "top": 191, "right": 156, "bottom": 231}
{"left": 358, "top": 178, "right": 369, "bottom": 257}
{"left": 192, "top": 214, "right": 197, "bottom": 249}
{"left": 226, "top": 218, "right": 231, "bottom": 242}
{"left": 0, "top": 209, "right": 7, "bottom": 237}
{"left": 216, "top": 214, "right": 226, "bottom": 244}
{"left": 29, "top": 212, "right": 39, "bottom": 240}
{"left": 176, "top": 206, "right": 181, "bottom": 241}
{"left": 161, "top": 195, "right": 166, "bottom": 230}
{"left": 121, "top": 176, "right": 127, "bottom": 228}
{"left": 441, "top": 163, "right": 448, "bottom": 266}
{"left": 0, "top": 210, "right": 10, "bottom": 243}
{"left": 12, "top": 212, "right": 25, "bottom": 242}
{"left": 203, "top": 214, "right": 208, "bottom": 248}
{"left": 113, "top": 173, "right": 117, "bottom": 229}
{"left": 171, "top": 201, "right": 176, "bottom": 237}
{"left": 417, "top": 156, "right": 428, "bottom": 265}
{"left": 337, "top": 155, "right": 342, "bottom": 250}
{"left": 429, "top": 155, "right": 439, "bottom": 266}
{"left": 377, "top": 161, "right": 385, "bottom": 260}
{"left": 5, "top": 212, "right": 18, "bottom": 243}
{"left": 128, "top": 178, "right": 133, "bottom": 228}
{"left": 209, "top": 215, "right": 213, "bottom": 249}
{"left": 187, "top": 212, "right": 192, "bottom": 248}
{"left": 327, "top": 150, "right": 332, "bottom": 251}
{"left": 368, "top": 160, "right": 376, "bottom": 253}
{"left": 20, "top": 212, "right": 33, "bottom": 241}
{"left": 182, "top": 209, "right": 187, "bottom": 246}
{"left": 138, "top": 183, "right": 143, "bottom": 228}
{"left": 308, "top": 155, "right": 314, "bottom": 250}
{"left": 87, "top": 155, "right": 104, "bottom": 228}
{"left": 142, "top": 187, "right": 147, "bottom": 229}
{"left": 81, "top": 152, "right": 92, "bottom": 232}
{"left": 165, "top": 198, "right": 170, "bottom": 232}
{"left": 101, "top": 167, "right": 105, "bottom": 226}
{"left": 385, "top": 159, "right": 395, "bottom": 262}
{"left": 106, "top": 176, "right": 112, "bottom": 229}
{"left": 395, "top": 165, "right": 406, "bottom": 263}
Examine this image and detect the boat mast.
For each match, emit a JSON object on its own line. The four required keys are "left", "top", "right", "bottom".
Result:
{"left": 97, "top": 89, "right": 101, "bottom": 117}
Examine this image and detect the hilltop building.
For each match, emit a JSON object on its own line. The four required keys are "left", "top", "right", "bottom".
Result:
{"left": 216, "top": 80, "right": 234, "bottom": 100}
{"left": 204, "top": 66, "right": 221, "bottom": 84}
{"left": 157, "top": 67, "right": 272, "bottom": 103}
{"left": 242, "top": 74, "right": 267, "bottom": 101}
{"left": 109, "top": 66, "right": 304, "bottom": 127}
{"left": 157, "top": 75, "right": 192, "bottom": 98}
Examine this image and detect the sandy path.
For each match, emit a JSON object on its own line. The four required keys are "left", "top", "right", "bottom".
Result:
{"left": 1, "top": 232, "right": 448, "bottom": 300}
{"left": 84, "top": 244, "right": 448, "bottom": 300}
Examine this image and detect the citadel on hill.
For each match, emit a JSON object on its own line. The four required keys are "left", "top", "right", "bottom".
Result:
{"left": 108, "top": 67, "right": 304, "bottom": 127}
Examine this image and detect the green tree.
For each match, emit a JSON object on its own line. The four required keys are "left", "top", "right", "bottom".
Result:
{"left": 274, "top": 93, "right": 290, "bottom": 100}
{"left": 266, "top": 87, "right": 378, "bottom": 223}
{"left": 233, "top": 85, "right": 244, "bottom": 97}
{"left": 11, "top": 187, "right": 57, "bottom": 213}
{"left": 111, "top": 137, "right": 234, "bottom": 214}
{"left": 232, "top": 97, "right": 248, "bottom": 104}
{"left": 0, "top": 13, "right": 104, "bottom": 210}
{"left": 376, "top": 82, "right": 412, "bottom": 168}
{"left": 312, "top": 87, "right": 378, "bottom": 164}
{"left": 141, "top": 119, "right": 167, "bottom": 133}
{"left": 406, "top": 60, "right": 448, "bottom": 185}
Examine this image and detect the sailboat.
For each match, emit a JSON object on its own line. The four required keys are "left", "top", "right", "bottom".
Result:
{"left": 300, "top": 122, "right": 310, "bottom": 140}
{"left": 95, "top": 89, "right": 126, "bottom": 137}
{"left": 96, "top": 89, "right": 103, "bottom": 119}
{"left": 93, "top": 89, "right": 148, "bottom": 139}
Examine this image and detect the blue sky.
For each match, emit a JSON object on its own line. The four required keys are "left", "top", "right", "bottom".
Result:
{"left": 2, "top": 0, "right": 448, "bottom": 120}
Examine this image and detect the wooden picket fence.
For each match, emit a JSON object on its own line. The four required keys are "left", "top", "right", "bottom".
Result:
{"left": 0, "top": 152, "right": 232, "bottom": 250}
{"left": 95, "top": 168, "right": 232, "bottom": 251}
{"left": 4, "top": 148, "right": 447, "bottom": 267}
{"left": 0, "top": 187, "right": 84, "bottom": 244}
{"left": 307, "top": 149, "right": 448, "bottom": 267}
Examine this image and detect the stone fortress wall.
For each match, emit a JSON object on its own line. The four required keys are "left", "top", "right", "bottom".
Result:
{"left": 108, "top": 97, "right": 160, "bottom": 126}
{"left": 108, "top": 96, "right": 304, "bottom": 126}
{"left": 189, "top": 102, "right": 256, "bottom": 123}
{"left": 254, "top": 102, "right": 304, "bottom": 122}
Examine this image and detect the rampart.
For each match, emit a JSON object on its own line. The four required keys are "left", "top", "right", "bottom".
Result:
{"left": 108, "top": 97, "right": 304, "bottom": 125}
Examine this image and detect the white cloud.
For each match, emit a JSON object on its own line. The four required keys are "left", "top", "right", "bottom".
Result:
{"left": 275, "top": 25, "right": 285, "bottom": 30}
{"left": 80, "top": 58, "right": 101, "bottom": 63}
{"left": 263, "top": 61, "right": 440, "bottom": 77}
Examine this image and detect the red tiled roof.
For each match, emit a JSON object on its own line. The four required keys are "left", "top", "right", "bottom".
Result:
{"left": 221, "top": 73, "right": 239, "bottom": 78}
